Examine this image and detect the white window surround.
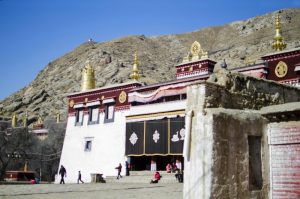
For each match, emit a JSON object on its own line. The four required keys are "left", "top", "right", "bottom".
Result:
{"left": 103, "top": 98, "right": 115, "bottom": 104}
{"left": 86, "top": 101, "right": 101, "bottom": 107}
{"left": 74, "top": 104, "right": 84, "bottom": 109}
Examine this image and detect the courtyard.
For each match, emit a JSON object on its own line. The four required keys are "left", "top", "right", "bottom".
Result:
{"left": 0, "top": 183, "right": 183, "bottom": 199}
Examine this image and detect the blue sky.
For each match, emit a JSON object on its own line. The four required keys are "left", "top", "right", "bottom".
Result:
{"left": 0, "top": 0, "right": 299, "bottom": 100}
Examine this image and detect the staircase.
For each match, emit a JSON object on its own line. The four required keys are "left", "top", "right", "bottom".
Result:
{"left": 105, "top": 171, "right": 180, "bottom": 184}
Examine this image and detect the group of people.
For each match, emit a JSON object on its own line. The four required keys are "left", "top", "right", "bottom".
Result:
{"left": 166, "top": 162, "right": 178, "bottom": 173}
{"left": 59, "top": 165, "right": 84, "bottom": 184}
{"left": 58, "top": 161, "right": 182, "bottom": 184}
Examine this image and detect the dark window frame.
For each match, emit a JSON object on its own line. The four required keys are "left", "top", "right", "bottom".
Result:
{"left": 84, "top": 140, "right": 92, "bottom": 152}
{"left": 104, "top": 103, "right": 115, "bottom": 123}
{"left": 88, "top": 106, "right": 100, "bottom": 125}
{"left": 75, "top": 108, "right": 84, "bottom": 126}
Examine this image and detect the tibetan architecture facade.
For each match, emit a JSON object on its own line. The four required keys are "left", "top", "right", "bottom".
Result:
{"left": 58, "top": 14, "right": 300, "bottom": 199}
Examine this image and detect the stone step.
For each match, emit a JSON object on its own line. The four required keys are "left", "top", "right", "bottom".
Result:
{"left": 128, "top": 170, "right": 176, "bottom": 176}
{"left": 105, "top": 171, "right": 180, "bottom": 184}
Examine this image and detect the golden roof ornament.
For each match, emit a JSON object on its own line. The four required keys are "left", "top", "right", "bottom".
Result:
{"left": 12, "top": 113, "right": 17, "bottom": 128}
{"left": 182, "top": 41, "right": 208, "bottom": 63}
{"left": 37, "top": 116, "right": 43, "bottom": 124}
{"left": 130, "top": 51, "right": 140, "bottom": 81}
{"left": 81, "top": 61, "right": 96, "bottom": 91}
{"left": 272, "top": 13, "right": 287, "bottom": 51}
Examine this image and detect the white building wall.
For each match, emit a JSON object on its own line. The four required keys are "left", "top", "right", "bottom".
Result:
{"left": 128, "top": 100, "right": 186, "bottom": 118}
{"left": 56, "top": 110, "right": 128, "bottom": 183}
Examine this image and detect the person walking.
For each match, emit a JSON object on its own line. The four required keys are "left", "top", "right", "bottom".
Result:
{"left": 77, "top": 171, "right": 84, "bottom": 184}
{"left": 59, "top": 165, "right": 67, "bottom": 184}
{"left": 115, "top": 163, "right": 122, "bottom": 179}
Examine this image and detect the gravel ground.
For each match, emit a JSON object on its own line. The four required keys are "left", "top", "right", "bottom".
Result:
{"left": 0, "top": 183, "right": 183, "bottom": 199}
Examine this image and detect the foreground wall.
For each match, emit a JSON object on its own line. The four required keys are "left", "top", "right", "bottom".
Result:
{"left": 184, "top": 70, "right": 300, "bottom": 198}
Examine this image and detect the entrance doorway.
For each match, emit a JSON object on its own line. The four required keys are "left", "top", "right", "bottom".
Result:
{"left": 129, "top": 155, "right": 183, "bottom": 171}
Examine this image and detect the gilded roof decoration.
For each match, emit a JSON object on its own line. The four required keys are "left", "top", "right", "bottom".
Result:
{"left": 272, "top": 13, "right": 287, "bottom": 51}
{"left": 130, "top": 51, "right": 140, "bottom": 81}
{"left": 81, "top": 61, "right": 96, "bottom": 91}
{"left": 182, "top": 41, "right": 208, "bottom": 63}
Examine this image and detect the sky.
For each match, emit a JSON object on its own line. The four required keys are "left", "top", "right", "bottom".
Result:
{"left": 0, "top": 0, "right": 299, "bottom": 100}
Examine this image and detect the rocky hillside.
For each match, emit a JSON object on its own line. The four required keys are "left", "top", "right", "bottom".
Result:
{"left": 1, "top": 9, "right": 300, "bottom": 124}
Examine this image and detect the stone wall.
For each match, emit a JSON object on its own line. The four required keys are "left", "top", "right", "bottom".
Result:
{"left": 184, "top": 70, "right": 300, "bottom": 199}
{"left": 209, "top": 109, "right": 268, "bottom": 199}
{"left": 205, "top": 69, "right": 300, "bottom": 110}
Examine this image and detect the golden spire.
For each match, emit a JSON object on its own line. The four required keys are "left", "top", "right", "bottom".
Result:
{"left": 81, "top": 61, "right": 96, "bottom": 91}
{"left": 130, "top": 51, "right": 140, "bottom": 81}
{"left": 37, "top": 116, "right": 43, "bottom": 124}
{"left": 12, "top": 113, "right": 17, "bottom": 128}
{"left": 272, "top": 13, "right": 287, "bottom": 51}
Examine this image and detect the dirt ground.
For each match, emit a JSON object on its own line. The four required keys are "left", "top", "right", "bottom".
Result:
{"left": 0, "top": 183, "right": 183, "bottom": 199}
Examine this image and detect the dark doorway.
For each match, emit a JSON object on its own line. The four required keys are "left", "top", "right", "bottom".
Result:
{"left": 130, "top": 156, "right": 151, "bottom": 170}
{"left": 129, "top": 155, "right": 183, "bottom": 171}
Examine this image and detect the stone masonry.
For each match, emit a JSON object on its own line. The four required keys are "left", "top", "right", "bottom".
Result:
{"left": 184, "top": 70, "right": 300, "bottom": 199}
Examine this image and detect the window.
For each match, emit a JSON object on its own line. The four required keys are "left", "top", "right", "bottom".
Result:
{"left": 104, "top": 103, "right": 115, "bottom": 123}
{"left": 75, "top": 109, "right": 84, "bottom": 126}
{"left": 248, "top": 136, "right": 263, "bottom": 190}
{"left": 84, "top": 140, "right": 92, "bottom": 152}
{"left": 88, "top": 106, "right": 99, "bottom": 125}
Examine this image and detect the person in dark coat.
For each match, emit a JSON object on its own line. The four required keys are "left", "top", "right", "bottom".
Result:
{"left": 115, "top": 163, "right": 122, "bottom": 179}
{"left": 125, "top": 161, "right": 130, "bottom": 176}
{"left": 59, "top": 165, "right": 67, "bottom": 184}
{"left": 77, "top": 171, "right": 84, "bottom": 184}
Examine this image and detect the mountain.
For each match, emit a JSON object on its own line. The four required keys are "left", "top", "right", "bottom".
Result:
{"left": 1, "top": 8, "right": 300, "bottom": 124}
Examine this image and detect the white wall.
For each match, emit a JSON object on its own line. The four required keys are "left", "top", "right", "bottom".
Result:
{"left": 56, "top": 110, "right": 128, "bottom": 183}
{"left": 128, "top": 100, "right": 186, "bottom": 118}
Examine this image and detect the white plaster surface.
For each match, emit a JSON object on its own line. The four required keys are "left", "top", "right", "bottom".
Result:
{"left": 56, "top": 111, "right": 128, "bottom": 183}
{"left": 128, "top": 100, "right": 186, "bottom": 118}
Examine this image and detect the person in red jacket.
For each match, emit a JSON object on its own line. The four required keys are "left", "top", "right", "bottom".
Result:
{"left": 115, "top": 163, "right": 122, "bottom": 180}
{"left": 150, "top": 171, "right": 161, "bottom": 183}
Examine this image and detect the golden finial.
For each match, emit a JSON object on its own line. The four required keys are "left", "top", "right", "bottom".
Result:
{"left": 130, "top": 51, "right": 140, "bottom": 81}
{"left": 182, "top": 41, "right": 208, "bottom": 63}
{"left": 12, "top": 113, "right": 17, "bottom": 128}
{"left": 272, "top": 13, "right": 287, "bottom": 51}
{"left": 37, "top": 116, "right": 43, "bottom": 124}
{"left": 81, "top": 61, "right": 96, "bottom": 91}
{"left": 56, "top": 112, "right": 60, "bottom": 123}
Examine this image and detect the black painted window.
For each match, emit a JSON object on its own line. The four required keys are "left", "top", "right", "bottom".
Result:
{"left": 84, "top": 140, "right": 92, "bottom": 152}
